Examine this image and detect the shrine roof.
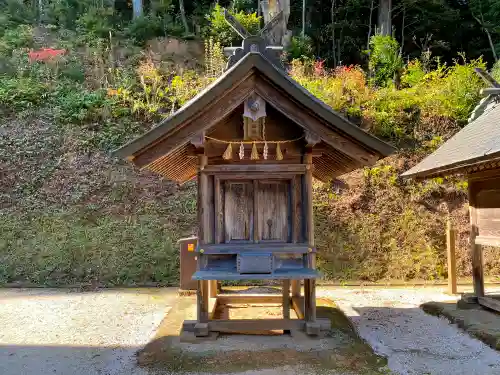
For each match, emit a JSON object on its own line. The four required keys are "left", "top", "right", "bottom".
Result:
{"left": 113, "top": 51, "right": 394, "bottom": 182}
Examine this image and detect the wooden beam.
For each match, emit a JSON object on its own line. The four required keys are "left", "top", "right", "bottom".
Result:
{"left": 216, "top": 294, "right": 283, "bottom": 304}
{"left": 259, "top": 10, "right": 284, "bottom": 37}
{"left": 223, "top": 8, "right": 251, "bottom": 38}
{"left": 202, "top": 164, "right": 307, "bottom": 174}
{"left": 475, "top": 236, "right": 500, "bottom": 246}
{"left": 474, "top": 68, "right": 500, "bottom": 88}
{"left": 255, "top": 77, "right": 378, "bottom": 166}
{"left": 199, "top": 243, "right": 313, "bottom": 254}
{"left": 133, "top": 73, "right": 255, "bottom": 168}
{"left": 209, "top": 319, "right": 303, "bottom": 332}
{"left": 478, "top": 296, "right": 500, "bottom": 313}
{"left": 183, "top": 317, "right": 331, "bottom": 332}
{"left": 292, "top": 296, "right": 304, "bottom": 319}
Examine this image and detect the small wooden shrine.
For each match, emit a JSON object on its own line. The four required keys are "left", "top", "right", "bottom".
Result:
{"left": 403, "top": 71, "right": 500, "bottom": 312}
{"left": 114, "top": 12, "right": 393, "bottom": 337}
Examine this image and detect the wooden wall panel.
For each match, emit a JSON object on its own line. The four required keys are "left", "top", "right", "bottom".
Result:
{"left": 476, "top": 184, "right": 500, "bottom": 239}
{"left": 257, "top": 181, "right": 289, "bottom": 241}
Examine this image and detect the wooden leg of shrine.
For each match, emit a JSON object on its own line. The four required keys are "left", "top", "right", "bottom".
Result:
{"left": 282, "top": 280, "right": 290, "bottom": 320}
{"left": 195, "top": 280, "right": 209, "bottom": 336}
{"left": 291, "top": 280, "right": 300, "bottom": 297}
{"left": 209, "top": 280, "right": 218, "bottom": 298}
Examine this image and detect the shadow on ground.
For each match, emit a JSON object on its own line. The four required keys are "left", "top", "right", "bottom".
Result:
{"left": 136, "top": 298, "right": 388, "bottom": 375}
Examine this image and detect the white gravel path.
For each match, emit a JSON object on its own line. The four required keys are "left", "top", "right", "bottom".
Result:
{"left": 3, "top": 286, "right": 500, "bottom": 375}
{"left": 319, "top": 286, "right": 500, "bottom": 375}
{"left": 0, "top": 288, "right": 176, "bottom": 375}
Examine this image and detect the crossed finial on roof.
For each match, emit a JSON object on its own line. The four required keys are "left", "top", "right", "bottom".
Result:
{"left": 223, "top": 9, "right": 284, "bottom": 70}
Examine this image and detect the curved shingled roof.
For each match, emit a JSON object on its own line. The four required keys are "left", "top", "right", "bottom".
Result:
{"left": 402, "top": 96, "right": 500, "bottom": 179}
{"left": 113, "top": 51, "right": 394, "bottom": 182}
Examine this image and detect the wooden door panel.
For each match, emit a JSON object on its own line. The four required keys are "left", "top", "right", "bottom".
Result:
{"left": 257, "top": 181, "right": 289, "bottom": 241}
{"left": 224, "top": 181, "right": 254, "bottom": 242}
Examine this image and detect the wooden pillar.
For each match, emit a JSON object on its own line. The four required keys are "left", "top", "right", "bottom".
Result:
{"left": 291, "top": 280, "right": 300, "bottom": 297}
{"left": 195, "top": 153, "right": 210, "bottom": 336}
{"left": 446, "top": 219, "right": 457, "bottom": 295}
{"left": 303, "top": 150, "right": 318, "bottom": 335}
{"left": 469, "top": 181, "right": 485, "bottom": 298}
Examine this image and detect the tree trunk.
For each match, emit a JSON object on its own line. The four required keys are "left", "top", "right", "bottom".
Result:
{"left": 331, "top": 0, "right": 336, "bottom": 67}
{"left": 302, "top": 0, "right": 306, "bottom": 36}
{"left": 367, "top": 0, "right": 375, "bottom": 50}
{"left": 377, "top": 0, "right": 392, "bottom": 36}
{"left": 132, "top": 0, "right": 143, "bottom": 19}
{"left": 399, "top": 5, "right": 405, "bottom": 56}
{"left": 179, "top": 0, "right": 190, "bottom": 35}
{"left": 472, "top": 13, "right": 498, "bottom": 62}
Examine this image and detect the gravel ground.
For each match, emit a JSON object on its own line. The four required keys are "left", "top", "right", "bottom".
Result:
{"left": 319, "top": 286, "right": 500, "bottom": 375}
{"left": 2, "top": 286, "right": 500, "bottom": 375}
{"left": 0, "top": 288, "right": 177, "bottom": 375}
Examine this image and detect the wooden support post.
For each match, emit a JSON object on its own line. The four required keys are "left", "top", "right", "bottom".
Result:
{"left": 282, "top": 280, "right": 290, "bottom": 319}
{"left": 196, "top": 153, "right": 210, "bottom": 337}
{"left": 446, "top": 219, "right": 457, "bottom": 295}
{"left": 291, "top": 280, "right": 300, "bottom": 297}
{"left": 469, "top": 182, "right": 485, "bottom": 298}
{"left": 209, "top": 280, "right": 218, "bottom": 298}
{"left": 472, "top": 241, "right": 485, "bottom": 298}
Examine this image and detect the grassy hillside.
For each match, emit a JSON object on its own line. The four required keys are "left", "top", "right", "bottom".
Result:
{"left": 1, "top": 20, "right": 500, "bottom": 287}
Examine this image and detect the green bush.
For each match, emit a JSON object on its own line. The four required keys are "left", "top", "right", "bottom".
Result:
{"left": 492, "top": 60, "right": 500, "bottom": 82}
{"left": 368, "top": 35, "right": 403, "bottom": 87}
{"left": 0, "top": 0, "right": 35, "bottom": 32}
{"left": 51, "top": 85, "right": 116, "bottom": 123}
{"left": 205, "top": 4, "right": 261, "bottom": 46}
{"left": 401, "top": 59, "right": 426, "bottom": 88}
{"left": 75, "top": 6, "right": 116, "bottom": 39}
{"left": 287, "top": 35, "right": 314, "bottom": 60}
{"left": 0, "top": 76, "right": 49, "bottom": 111}
{"left": 0, "top": 24, "right": 34, "bottom": 56}
{"left": 121, "top": 14, "right": 166, "bottom": 45}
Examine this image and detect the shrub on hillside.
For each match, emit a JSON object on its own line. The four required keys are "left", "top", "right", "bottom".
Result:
{"left": 368, "top": 35, "right": 403, "bottom": 87}
{"left": 205, "top": 4, "right": 261, "bottom": 46}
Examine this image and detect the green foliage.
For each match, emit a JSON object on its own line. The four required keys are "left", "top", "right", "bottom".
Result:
{"left": 0, "top": 0, "right": 35, "bottom": 31}
{"left": 122, "top": 15, "right": 166, "bottom": 45}
{"left": 287, "top": 35, "right": 314, "bottom": 60}
{"left": 75, "top": 6, "right": 115, "bottom": 39}
{"left": 401, "top": 60, "right": 426, "bottom": 88}
{"left": 205, "top": 4, "right": 261, "bottom": 46}
{"left": 493, "top": 60, "right": 500, "bottom": 82}
{"left": 369, "top": 35, "right": 403, "bottom": 88}
{"left": 0, "top": 76, "right": 49, "bottom": 111}
{"left": 51, "top": 85, "right": 116, "bottom": 124}
{"left": 0, "top": 24, "right": 34, "bottom": 56}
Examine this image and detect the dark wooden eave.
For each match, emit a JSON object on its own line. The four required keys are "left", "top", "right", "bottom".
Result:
{"left": 113, "top": 52, "right": 394, "bottom": 182}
